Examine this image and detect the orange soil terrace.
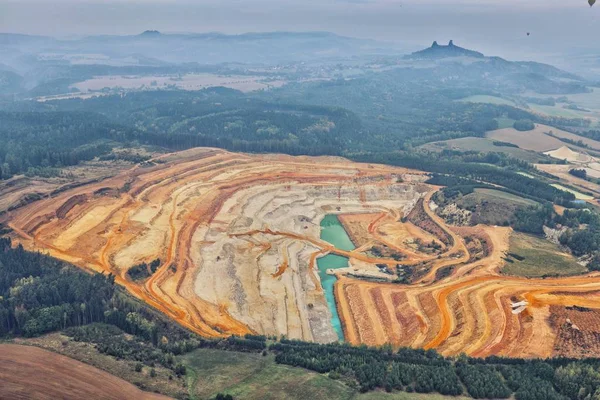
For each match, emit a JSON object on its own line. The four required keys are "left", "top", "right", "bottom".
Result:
{"left": 5, "top": 147, "right": 600, "bottom": 357}
{"left": 5, "top": 148, "right": 427, "bottom": 344}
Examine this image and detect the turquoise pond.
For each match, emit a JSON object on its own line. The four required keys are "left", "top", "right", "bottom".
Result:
{"left": 316, "top": 214, "right": 356, "bottom": 341}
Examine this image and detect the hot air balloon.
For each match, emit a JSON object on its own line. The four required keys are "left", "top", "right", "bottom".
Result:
{"left": 590, "top": 0, "right": 596, "bottom": 7}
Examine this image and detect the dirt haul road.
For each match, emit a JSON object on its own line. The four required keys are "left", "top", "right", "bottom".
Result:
{"left": 7, "top": 147, "right": 600, "bottom": 357}
{"left": 335, "top": 215, "right": 600, "bottom": 358}
{"left": 6, "top": 148, "right": 428, "bottom": 343}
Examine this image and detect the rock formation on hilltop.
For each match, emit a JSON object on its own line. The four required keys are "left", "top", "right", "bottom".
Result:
{"left": 407, "top": 40, "right": 485, "bottom": 60}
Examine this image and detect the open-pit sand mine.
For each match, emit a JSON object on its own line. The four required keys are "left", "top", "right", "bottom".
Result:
{"left": 5, "top": 147, "right": 600, "bottom": 358}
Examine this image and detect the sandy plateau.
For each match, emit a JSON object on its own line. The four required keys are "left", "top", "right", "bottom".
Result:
{"left": 6, "top": 147, "right": 600, "bottom": 357}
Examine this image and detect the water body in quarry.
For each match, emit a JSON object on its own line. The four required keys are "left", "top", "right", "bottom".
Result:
{"left": 316, "top": 214, "right": 356, "bottom": 341}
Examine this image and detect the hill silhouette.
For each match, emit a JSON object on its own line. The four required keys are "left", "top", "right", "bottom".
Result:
{"left": 407, "top": 40, "right": 485, "bottom": 59}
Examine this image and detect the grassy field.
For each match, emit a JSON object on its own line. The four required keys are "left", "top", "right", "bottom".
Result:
{"left": 528, "top": 103, "right": 589, "bottom": 119}
{"left": 516, "top": 171, "right": 536, "bottom": 179}
{"left": 502, "top": 232, "right": 586, "bottom": 278}
{"left": 459, "top": 95, "right": 596, "bottom": 121}
{"left": 458, "top": 95, "right": 516, "bottom": 106}
{"left": 551, "top": 183, "right": 594, "bottom": 200}
{"left": 495, "top": 117, "right": 516, "bottom": 129}
{"left": 180, "top": 348, "right": 466, "bottom": 400}
{"left": 420, "top": 137, "right": 545, "bottom": 163}
{"left": 450, "top": 189, "right": 537, "bottom": 226}
{"left": 181, "top": 348, "right": 353, "bottom": 400}
{"left": 473, "top": 188, "right": 538, "bottom": 206}
{"left": 565, "top": 88, "right": 600, "bottom": 110}
{"left": 486, "top": 124, "right": 600, "bottom": 153}
{"left": 0, "top": 344, "right": 168, "bottom": 400}
{"left": 17, "top": 333, "right": 188, "bottom": 398}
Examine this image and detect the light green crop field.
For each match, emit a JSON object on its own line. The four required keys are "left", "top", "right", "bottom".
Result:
{"left": 180, "top": 348, "right": 468, "bottom": 400}
{"left": 551, "top": 183, "right": 594, "bottom": 200}
{"left": 528, "top": 103, "right": 589, "bottom": 119}
{"left": 516, "top": 171, "right": 536, "bottom": 179}
{"left": 495, "top": 117, "right": 516, "bottom": 129}
{"left": 181, "top": 348, "right": 353, "bottom": 400}
{"left": 420, "top": 137, "right": 545, "bottom": 163}
{"left": 566, "top": 89, "right": 600, "bottom": 110}
{"left": 458, "top": 95, "right": 516, "bottom": 106}
{"left": 502, "top": 232, "right": 587, "bottom": 278}
{"left": 473, "top": 188, "right": 538, "bottom": 206}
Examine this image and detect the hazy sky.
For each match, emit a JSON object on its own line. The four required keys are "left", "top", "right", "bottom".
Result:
{"left": 1, "top": 0, "right": 599, "bottom": 60}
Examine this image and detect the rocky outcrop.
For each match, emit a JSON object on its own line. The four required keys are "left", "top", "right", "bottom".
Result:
{"left": 407, "top": 40, "right": 485, "bottom": 60}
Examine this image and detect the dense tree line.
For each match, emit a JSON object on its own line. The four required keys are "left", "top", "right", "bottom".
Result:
{"left": 563, "top": 128, "right": 600, "bottom": 143}
{"left": 436, "top": 148, "right": 538, "bottom": 171}
{"left": 493, "top": 140, "right": 519, "bottom": 148}
{"left": 456, "top": 363, "right": 511, "bottom": 398}
{"left": 569, "top": 168, "right": 588, "bottom": 179}
{"left": 513, "top": 120, "right": 535, "bottom": 131}
{"left": 558, "top": 209, "right": 600, "bottom": 259}
{"left": 0, "top": 94, "right": 356, "bottom": 180}
{"left": 5, "top": 238, "right": 600, "bottom": 399}
{"left": 505, "top": 204, "right": 600, "bottom": 268}
{"left": 271, "top": 340, "right": 461, "bottom": 394}
{"left": 127, "top": 258, "right": 161, "bottom": 282}
{"left": 512, "top": 204, "right": 555, "bottom": 234}
{"left": 352, "top": 152, "right": 575, "bottom": 203}
{"left": 271, "top": 340, "right": 600, "bottom": 399}
{"left": 0, "top": 238, "right": 268, "bottom": 376}
{"left": 0, "top": 238, "right": 116, "bottom": 336}
{"left": 549, "top": 134, "right": 591, "bottom": 150}
{"left": 0, "top": 111, "right": 136, "bottom": 179}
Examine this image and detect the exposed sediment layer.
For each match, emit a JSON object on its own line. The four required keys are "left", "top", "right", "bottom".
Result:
{"left": 8, "top": 147, "right": 600, "bottom": 358}
{"left": 7, "top": 148, "right": 427, "bottom": 343}
{"left": 335, "top": 216, "right": 600, "bottom": 358}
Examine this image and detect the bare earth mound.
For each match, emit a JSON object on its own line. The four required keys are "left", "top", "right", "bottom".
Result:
{"left": 0, "top": 344, "right": 170, "bottom": 400}
{"left": 544, "top": 146, "right": 594, "bottom": 163}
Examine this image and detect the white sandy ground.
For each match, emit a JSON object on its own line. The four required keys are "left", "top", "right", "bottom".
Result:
{"left": 544, "top": 146, "right": 595, "bottom": 163}
{"left": 193, "top": 180, "right": 428, "bottom": 342}
{"left": 6, "top": 148, "right": 438, "bottom": 343}
{"left": 71, "top": 73, "right": 286, "bottom": 93}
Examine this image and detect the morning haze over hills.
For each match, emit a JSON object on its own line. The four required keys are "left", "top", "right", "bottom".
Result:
{"left": 0, "top": 30, "right": 590, "bottom": 98}
{"left": 4, "top": 2, "right": 600, "bottom": 399}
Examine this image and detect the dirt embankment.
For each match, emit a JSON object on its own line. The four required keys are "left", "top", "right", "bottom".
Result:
{"left": 5, "top": 147, "right": 426, "bottom": 344}
{"left": 335, "top": 199, "right": 600, "bottom": 359}
{"left": 7, "top": 147, "right": 600, "bottom": 359}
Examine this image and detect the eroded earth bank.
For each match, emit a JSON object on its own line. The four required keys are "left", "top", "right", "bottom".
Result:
{"left": 6, "top": 148, "right": 600, "bottom": 358}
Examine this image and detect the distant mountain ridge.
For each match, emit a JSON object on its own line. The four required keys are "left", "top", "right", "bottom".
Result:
{"left": 407, "top": 40, "right": 485, "bottom": 60}
{"left": 0, "top": 31, "right": 403, "bottom": 66}
{"left": 401, "top": 40, "right": 585, "bottom": 86}
{"left": 0, "top": 31, "right": 588, "bottom": 98}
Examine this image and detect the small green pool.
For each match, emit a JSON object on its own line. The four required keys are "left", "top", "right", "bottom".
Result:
{"left": 316, "top": 214, "right": 355, "bottom": 341}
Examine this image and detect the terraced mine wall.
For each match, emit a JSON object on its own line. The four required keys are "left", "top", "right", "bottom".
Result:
{"left": 6, "top": 148, "right": 427, "bottom": 345}
{"left": 7, "top": 147, "right": 600, "bottom": 358}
